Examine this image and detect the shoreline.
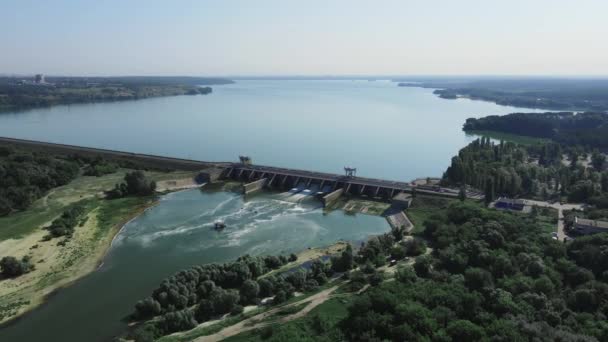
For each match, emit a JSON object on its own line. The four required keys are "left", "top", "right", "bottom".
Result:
{"left": 0, "top": 196, "right": 160, "bottom": 326}
{"left": 0, "top": 182, "right": 387, "bottom": 330}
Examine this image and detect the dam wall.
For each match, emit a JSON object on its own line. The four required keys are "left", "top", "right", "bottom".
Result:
{"left": 0, "top": 137, "right": 229, "bottom": 171}
{"left": 322, "top": 188, "right": 344, "bottom": 207}
{"left": 243, "top": 178, "right": 268, "bottom": 196}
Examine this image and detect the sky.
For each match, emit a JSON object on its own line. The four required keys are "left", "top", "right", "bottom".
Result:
{"left": 1, "top": 0, "right": 607, "bottom": 76}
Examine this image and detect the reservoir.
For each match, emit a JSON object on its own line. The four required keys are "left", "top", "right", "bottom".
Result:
{"left": 0, "top": 80, "right": 545, "bottom": 341}
{"left": 0, "top": 80, "right": 544, "bottom": 181}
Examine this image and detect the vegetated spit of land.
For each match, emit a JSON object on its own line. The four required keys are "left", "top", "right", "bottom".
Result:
{"left": 0, "top": 76, "right": 234, "bottom": 111}
{"left": 396, "top": 77, "right": 608, "bottom": 111}
{"left": 0, "top": 169, "right": 198, "bottom": 324}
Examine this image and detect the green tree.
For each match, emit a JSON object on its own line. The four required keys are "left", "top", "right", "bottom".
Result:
{"left": 273, "top": 290, "right": 286, "bottom": 304}
{"left": 446, "top": 320, "right": 485, "bottom": 342}
{"left": 109, "top": 170, "right": 156, "bottom": 198}
{"left": 230, "top": 305, "right": 244, "bottom": 316}
{"left": 239, "top": 280, "right": 260, "bottom": 304}
{"left": 134, "top": 297, "right": 162, "bottom": 319}
{"left": 459, "top": 186, "right": 467, "bottom": 202}
{"left": 404, "top": 238, "right": 427, "bottom": 256}
{"left": 331, "top": 243, "right": 354, "bottom": 272}
{"left": 0, "top": 255, "right": 33, "bottom": 277}
{"left": 413, "top": 255, "right": 432, "bottom": 277}
{"left": 195, "top": 299, "right": 214, "bottom": 321}
{"left": 591, "top": 150, "right": 606, "bottom": 171}
{"left": 484, "top": 178, "right": 495, "bottom": 206}
{"left": 395, "top": 265, "right": 417, "bottom": 283}
{"left": 601, "top": 172, "right": 608, "bottom": 192}
{"left": 465, "top": 268, "right": 494, "bottom": 290}
{"left": 257, "top": 278, "right": 275, "bottom": 298}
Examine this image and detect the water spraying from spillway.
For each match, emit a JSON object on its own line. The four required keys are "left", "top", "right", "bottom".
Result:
{"left": 277, "top": 183, "right": 322, "bottom": 204}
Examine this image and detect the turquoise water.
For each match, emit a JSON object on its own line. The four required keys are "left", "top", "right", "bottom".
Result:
{"left": 0, "top": 189, "right": 389, "bottom": 341}
{"left": 0, "top": 80, "right": 545, "bottom": 341}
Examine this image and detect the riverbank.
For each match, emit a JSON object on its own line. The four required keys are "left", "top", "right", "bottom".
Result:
{"left": 0, "top": 170, "right": 199, "bottom": 324}
{"left": 153, "top": 242, "right": 350, "bottom": 342}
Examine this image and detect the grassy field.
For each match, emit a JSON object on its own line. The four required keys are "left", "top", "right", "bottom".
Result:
{"left": 0, "top": 169, "right": 196, "bottom": 241}
{"left": 533, "top": 207, "right": 559, "bottom": 234}
{"left": 0, "top": 169, "right": 198, "bottom": 324}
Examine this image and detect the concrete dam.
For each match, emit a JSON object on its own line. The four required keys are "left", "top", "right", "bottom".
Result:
{"left": 222, "top": 156, "right": 484, "bottom": 205}
{"left": 0, "top": 137, "right": 482, "bottom": 207}
{"left": 221, "top": 161, "right": 414, "bottom": 207}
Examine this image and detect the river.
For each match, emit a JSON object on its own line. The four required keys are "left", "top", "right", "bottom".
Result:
{"left": 0, "top": 80, "right": 544, "bottom": 341}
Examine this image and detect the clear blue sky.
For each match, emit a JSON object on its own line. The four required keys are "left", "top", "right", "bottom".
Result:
{"left": 2, "top": 0, "right": 607, "bottom": 76}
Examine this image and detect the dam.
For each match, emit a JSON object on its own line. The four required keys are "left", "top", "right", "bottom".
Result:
{"left": 0, "top": 137, "right": 483, "bottom": 206}
{"left": 222, "top": 156, "right": 484, "bottom": 206}
{"left": 223, "top": 160, "right": 412, "bottom": 205}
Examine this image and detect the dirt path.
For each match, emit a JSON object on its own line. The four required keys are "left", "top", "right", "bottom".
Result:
{"left": 196, "top": 286, "right": 338, "bottom": 342}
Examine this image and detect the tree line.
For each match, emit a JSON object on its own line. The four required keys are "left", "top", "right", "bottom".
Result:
{"left": 463, "top": 112, "right": 608, "bottom": 149}
{"left": 443, "top": 137, "right": 608, "bottom": 206}
{"left": 106, "top": 171, "right": 156, "bottom": 198}
{"left": 0, "top": 76, "right": 228, "bottom": 110}
{"left": 0, "top": 255, "right": 34, "bottom": 278}
{"left": 0, "top": 144, "right": 168, "bottom": 217}
{"left": 130, "top": 253, "right": 310, "bottom": 340}
{"left": 44, "top": 204, "right": 87, "bottom": 239}
{"left": 128, "top": 224, "right": 414, "bottom": 341}
{"left": 254, "top": 202, "right": 608, "bottom": 341}
{"left": 0, "top": 146, "right": 80, "bottom": 216}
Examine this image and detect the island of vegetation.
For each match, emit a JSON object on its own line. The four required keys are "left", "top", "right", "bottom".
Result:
{"left": 396, "top": 78, "right": 608, "bottom": 111}
{"left": 0, "top": 76, "right": 233, "bottom": 111}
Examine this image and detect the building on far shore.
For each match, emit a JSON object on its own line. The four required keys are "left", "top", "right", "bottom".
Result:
{"left": 494, "top": 197, "right": 525, "bottom": 211}
{"left": 573, "top": 217, "right": 608, "bottom": 235}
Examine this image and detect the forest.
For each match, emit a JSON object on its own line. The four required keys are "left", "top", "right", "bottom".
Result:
{"left": 341, "top": 202, "right": 608, "bottom": 341}
{"left": 442, "top": 137, "right": 608, "bottom": 207}
{"left": 0, "top": 145, "right": 80, "bottom": 216}
{"left": 462, "top": 112, "right": 608, "bottom": 149}
{"left": 0, "top": 76, "right": 231, "bottom": 110}
{"left": 233, "top": 202, "right": 608, "bottom": 342}
{"left": 0, "top": 144, "right": 166, "bottom": 217}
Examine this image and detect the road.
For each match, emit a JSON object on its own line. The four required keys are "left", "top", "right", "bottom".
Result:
{"left": 230, "top": 164, "right": 412, "bottom": 190}
{"left": 196, "top": 286, "right": 339, "bottom": 342}
{"left": 521, "top": 199, "right": 584, "bottom": 241}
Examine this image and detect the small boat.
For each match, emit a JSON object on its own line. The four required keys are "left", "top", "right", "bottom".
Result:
{"left": 214, "top": 220, "right": 226, "bottom": 230}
